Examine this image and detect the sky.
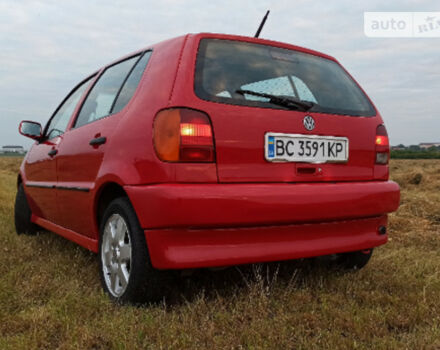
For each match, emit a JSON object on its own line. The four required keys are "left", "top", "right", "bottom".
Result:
{"left": 0, "top": 0, "right": 439, "bottom": 148}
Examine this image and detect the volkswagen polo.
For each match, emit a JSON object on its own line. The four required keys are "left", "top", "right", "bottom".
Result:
{"left": 16, "top": 33, "right": 400, "bottom": 303}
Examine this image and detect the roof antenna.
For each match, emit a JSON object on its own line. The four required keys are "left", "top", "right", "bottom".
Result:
{"left": 254, "top": 10, "right": 270, "bottom": 38}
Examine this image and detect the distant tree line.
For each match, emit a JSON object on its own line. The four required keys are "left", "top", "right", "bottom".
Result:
{"left": 391, "top": 144, "right": 440, "bottom": 159}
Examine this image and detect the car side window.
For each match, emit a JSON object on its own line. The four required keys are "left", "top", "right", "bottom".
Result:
{"left": 45, "top": 76, "right": 94, "bottom": 140}
{"left": 112, "top": 51, "right": 152, "bottom": 114}
{"left": 74, "top": 55, "right": 140, "bottom": 128}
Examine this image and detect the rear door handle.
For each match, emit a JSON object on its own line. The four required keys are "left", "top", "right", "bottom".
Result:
{"left": 48, "top": 149, "right": 58, "bottom": 157}
{"left": 89, "top": 136, "right": 107, "bottom": 146}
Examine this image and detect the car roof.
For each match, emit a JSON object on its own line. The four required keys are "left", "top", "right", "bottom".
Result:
{"left": 188, "top": 33, "right": 337, "bottom": 62}
{"left": 100, "top": 32, "right": 337, "bottom": 73}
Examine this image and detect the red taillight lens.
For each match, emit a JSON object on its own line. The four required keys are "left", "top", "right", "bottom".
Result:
{"left": 154, "top": 108, "right": 215, "bottom": 162}
{"left": 375, "top": 124, "right": 389, "bottom": 165}
{"left": 375, "top": 135, "right": 388, "bottom": 146}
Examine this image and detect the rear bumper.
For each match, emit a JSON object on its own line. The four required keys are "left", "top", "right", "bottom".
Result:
{"left": 124, "top": 181, "right": 399, "bottom": 269}
{"left": 125, "top": 181, "right": 400, "bottom": 229}
{"left": 146, "top": 216, "right": 388, "bottom": 269}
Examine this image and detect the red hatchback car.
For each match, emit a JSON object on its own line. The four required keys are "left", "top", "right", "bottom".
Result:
{"left": 16, "top": 33, "right": 400, "bottom": 303}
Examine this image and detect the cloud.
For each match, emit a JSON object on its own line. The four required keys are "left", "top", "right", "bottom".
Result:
{"left": 0, "top": 0, "right": 438, "bottom": 148}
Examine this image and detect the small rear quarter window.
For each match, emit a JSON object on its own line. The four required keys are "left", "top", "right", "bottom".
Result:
{"left": 112, "top": 51, "right": 152, "bottom": 114}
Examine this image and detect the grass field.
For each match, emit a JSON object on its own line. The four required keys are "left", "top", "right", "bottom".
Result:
{"left": 0, "top": 157, "right": 439, "bottom": 349}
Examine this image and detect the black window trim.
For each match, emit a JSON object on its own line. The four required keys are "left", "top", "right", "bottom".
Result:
{"left": 42, "top": 72, "right": 98, "bottom": 142}
{"left": 109, "top": 50, "right": 151, "bottom": 114}
{"left": 72, "top": 50, "right": 152, "bottom": 130}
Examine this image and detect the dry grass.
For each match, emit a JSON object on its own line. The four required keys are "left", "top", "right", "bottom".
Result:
{"left": 0, "top": 158, "right": 439, "bottom": 349}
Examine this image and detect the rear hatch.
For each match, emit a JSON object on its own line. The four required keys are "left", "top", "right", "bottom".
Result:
{"left": 192, "top": 38, "right": 380, "bottom": 183}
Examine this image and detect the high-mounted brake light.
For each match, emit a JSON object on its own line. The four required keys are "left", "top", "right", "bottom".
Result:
{"left": 154, "top": 108, "right": 215, "bottom": 162}
{"left": 375, "top": 124, "right": 389, "bottom": 165}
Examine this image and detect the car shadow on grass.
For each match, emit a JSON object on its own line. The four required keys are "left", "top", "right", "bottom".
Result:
{"left": 31, "top": 229, "right": 345, "bottom": 308}
{"left": 161, "top": 255, "right": 345, "bottom": 307}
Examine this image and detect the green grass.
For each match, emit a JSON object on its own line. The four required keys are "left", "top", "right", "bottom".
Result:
{"left": 0, "top": 153, "right": 26, "bottom": 157}
{"left": 391, "top": 150, "right": 440, "bottom": 159}
{"left": 1, "top": 157, "right": 439, "bottom": 349}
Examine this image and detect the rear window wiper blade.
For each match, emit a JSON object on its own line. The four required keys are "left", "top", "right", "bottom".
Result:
{"left": 236, "top": 89, "right": 315, "bottom": 111}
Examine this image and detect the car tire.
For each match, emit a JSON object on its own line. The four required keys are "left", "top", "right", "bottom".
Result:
{"left": 336, "top": 249, "right": 373, "bottom": 270}
{"left": 14, "top": 183, "right": 38, "bottom": 235}
{"left": 98, "top": 197, "right": 169, "bottom": 304}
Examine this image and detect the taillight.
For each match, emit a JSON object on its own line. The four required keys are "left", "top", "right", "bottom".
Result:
{"left": 153, "top": 108, "right": 215, "bottom": 162}
{"left": 375, "top": 124, "right": 389, "bottom": 165}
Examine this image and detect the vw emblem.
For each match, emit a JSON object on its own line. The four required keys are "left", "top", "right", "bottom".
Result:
{"left": 303, "top": 115, "right": 315, "bottom": 131}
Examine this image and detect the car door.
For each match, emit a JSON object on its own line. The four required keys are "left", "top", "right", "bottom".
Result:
{"left": 55, "top": 51, "right": 152, "bottom": 238}
{"left": 23, "top": 140, "right": 58, "bottom": 223}
{"left": 24, "top": 76, "right": 95, "bottom": 224}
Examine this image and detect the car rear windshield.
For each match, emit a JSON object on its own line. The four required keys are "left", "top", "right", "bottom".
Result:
{"left": 194, "top": 39, "right": 376, "bottom": 116}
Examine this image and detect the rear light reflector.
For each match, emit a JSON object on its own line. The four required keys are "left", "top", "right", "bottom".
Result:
{"left": 375, "top": 124, "right": 389, "bottom": 165}
{"left": 154, "top": 108, "right": 215, "bottom": 162}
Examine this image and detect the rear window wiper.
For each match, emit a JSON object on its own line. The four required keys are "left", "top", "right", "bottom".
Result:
{"left": 236, "top": 89, "right": 315, "bottom": 111}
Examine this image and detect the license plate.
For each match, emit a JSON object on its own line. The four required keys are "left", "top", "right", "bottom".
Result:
{"left": 265, "top": 133, "right": 349, "bottom": 163}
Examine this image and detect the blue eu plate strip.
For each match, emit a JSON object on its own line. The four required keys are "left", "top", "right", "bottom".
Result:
{"left": 268, "top": 136, "right": 274, "bottom": 158}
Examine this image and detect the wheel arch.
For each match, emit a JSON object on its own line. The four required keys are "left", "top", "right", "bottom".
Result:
{"left": 94, "top": 182, "right": 129, "bottom": 234}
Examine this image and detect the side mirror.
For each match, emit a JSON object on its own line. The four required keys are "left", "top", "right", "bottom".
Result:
{"left": 19, "top": 121, "right": 42, "bottom": 141}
